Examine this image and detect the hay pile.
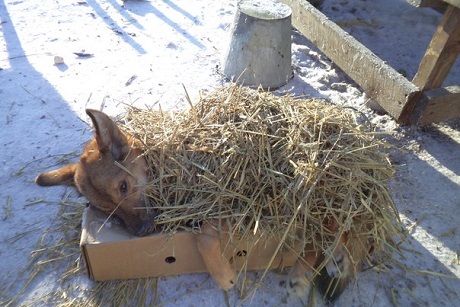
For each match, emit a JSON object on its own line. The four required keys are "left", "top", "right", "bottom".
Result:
{"left": 123, "top": 84, "right": 403, "bottom": 262}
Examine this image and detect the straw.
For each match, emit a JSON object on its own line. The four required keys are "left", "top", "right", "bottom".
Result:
{"left": 2, "top": 84, "right": 408, "bottom": 306}
{"left": 122, "top": 84, "right": 405, "bottom": 285}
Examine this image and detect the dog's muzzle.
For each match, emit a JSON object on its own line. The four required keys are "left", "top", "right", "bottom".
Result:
{"left": 129, "top": 210, "right": 157, "bottom": 237}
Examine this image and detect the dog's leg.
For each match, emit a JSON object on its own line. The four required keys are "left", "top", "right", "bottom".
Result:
{"left": 286, "top": 246, "right": 319, "bottom": 296}
{"left": 315, "top": 232, "right": 369, "bottom": 302}
{"left": 315, "top": 241, "right": 352, "bottom": 302}
{"left": 287, "top": 239, "right": 353, "bottom": 301}
{"left": 196, "top": 220, "right": 236, "bottom": 291}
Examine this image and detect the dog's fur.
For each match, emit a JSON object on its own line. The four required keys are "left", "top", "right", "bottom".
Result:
{"left": 36, "top": 109, "right": 368, "bottom": 300}
{"left": 287, "top": 231, "right": 369, "bottom": 301}
{"left": 36, "top": 109, "right": 155, "bottom": 236}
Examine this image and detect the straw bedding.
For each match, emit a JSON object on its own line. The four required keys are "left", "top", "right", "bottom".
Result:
{"left": 123, "top": 84, "right": 403, "bottom": 264}
{"left": 2, "top": 84, "right": 405, "bottom": 306}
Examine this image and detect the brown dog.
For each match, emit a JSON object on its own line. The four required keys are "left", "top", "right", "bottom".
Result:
{"left": 36, "top": 109, "right": 368, "bottom": 300}
{"left": 35, "top": 109, "right": 154, "bottom": 236}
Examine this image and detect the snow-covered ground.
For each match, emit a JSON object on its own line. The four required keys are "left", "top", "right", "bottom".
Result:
{"left": 1, "top": 0, "right": 459, "bottom": 306}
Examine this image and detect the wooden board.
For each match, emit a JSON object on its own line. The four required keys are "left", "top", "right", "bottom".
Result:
{"left": 441, "top": 0, "right": 460, "bottom": 8}
{"left": 417, "top": 86, "right": 460, "bottom": 125}
{"left": 412, "top": 5, "right": 460, "bottom": 90}
{"left": 407, "top": 0, "right": 446, "bottom": 9}
{"left": 406, "top": 0, "right": 447, "bottom": 10}
{"left": 279, "top": 0, "right": 420, "bottom": 124}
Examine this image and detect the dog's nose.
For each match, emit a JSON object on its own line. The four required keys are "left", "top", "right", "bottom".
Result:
{"left": 131, "top": 211, "right": 157, "bottom": 236}
{"left": 133, "top": 221, "right": 156, "bottom": 237}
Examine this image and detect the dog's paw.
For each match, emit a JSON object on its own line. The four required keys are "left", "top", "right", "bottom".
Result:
{"left": 325, "top": 244, "right": 351, "bottom": 279}
{"left": 287, "top": 275, "right": 310, "bottom": 297}
{"left": 286, "top": 261, "right": 313, "bottom": 296}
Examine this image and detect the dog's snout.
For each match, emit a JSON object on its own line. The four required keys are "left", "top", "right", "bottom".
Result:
{"left": 129, "top": 210, "right": 157, "bottom": 237}
{"left": 132, "top": 220, "right": 156, "bottom": 237}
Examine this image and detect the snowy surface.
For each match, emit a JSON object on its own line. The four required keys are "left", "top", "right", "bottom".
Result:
{"left": 1, "top": 0, "right": 459, "bottom": 306}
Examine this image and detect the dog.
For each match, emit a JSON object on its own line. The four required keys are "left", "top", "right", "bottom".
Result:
{"left": 36, "top": 109, "right": 369, "bottom": 301}
{"left": 35, "top": 109, "right": 155, "bottom": 237}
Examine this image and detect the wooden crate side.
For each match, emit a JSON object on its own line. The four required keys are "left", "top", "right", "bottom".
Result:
{"left": 280, "top": 0, "right": 420, "bottom": 123}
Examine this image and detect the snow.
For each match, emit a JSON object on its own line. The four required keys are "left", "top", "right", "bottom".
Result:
{"left": 1, "top": 0, "right": 459, "bottom": 306}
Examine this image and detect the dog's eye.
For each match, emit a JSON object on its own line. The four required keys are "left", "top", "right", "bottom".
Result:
{"left": 119, "top": 180, "right": 128, "bottom": 194}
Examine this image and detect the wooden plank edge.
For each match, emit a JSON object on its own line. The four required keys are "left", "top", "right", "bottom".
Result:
{"left": 416, "top": 86, "right": 460, "bottom": 125}
{"left": 280, "top": 0, "right": 421, "bottom": 124}
{"left": 406, "top": 0, "right": 447, "bottom": 11}
{"left": 441, "top": 0, "right": 460, "bottom": 9}
{"left": 412, "top": 5, "right": 460, "bottom": 90}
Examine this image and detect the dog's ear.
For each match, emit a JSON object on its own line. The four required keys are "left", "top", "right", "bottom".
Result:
{"left": 35, "top": 164, "right": 77, "bottom": 186}
{"left": 86, "top": 109, "right": 129, "bottom": 161}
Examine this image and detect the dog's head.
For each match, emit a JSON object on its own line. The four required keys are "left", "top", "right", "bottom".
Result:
{"left": 36, "top": 109, "right": 156, "bottom": 236}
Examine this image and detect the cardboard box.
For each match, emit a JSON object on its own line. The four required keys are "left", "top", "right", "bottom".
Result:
{"left": 80, "top": 206, "right": 301, "bottom": 281}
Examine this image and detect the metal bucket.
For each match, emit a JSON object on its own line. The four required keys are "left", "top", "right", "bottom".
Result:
{"left": 222, "top": 0, "right": 293, "bottom": 89}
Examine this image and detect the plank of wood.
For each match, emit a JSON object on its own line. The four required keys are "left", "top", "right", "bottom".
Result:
{"left": 279, "top": 0, "right": 420, "bottom": 123}
{"left": 412, "top": 5, "right": 460, "bottom": 90}
{"left": 441, "top": 0, "right": 460, "bottom": 9}
{"left": 417, "top": 86, "right": 460, "bottom": 125}
{"left": 406, "top": 0, "right": 447, "bottom": 10}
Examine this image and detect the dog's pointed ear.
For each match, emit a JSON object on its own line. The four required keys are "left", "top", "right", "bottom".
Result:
{"left": 86, "top": 109, "right": 129, "bottom": 161}
{"left": 35, "top": 164, "right": 77, "bottom": 186}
